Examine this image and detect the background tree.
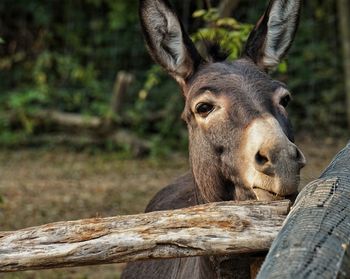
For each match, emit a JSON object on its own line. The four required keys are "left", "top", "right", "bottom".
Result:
{"left": 337, "top": 0, "right": 350, "bottom": 129}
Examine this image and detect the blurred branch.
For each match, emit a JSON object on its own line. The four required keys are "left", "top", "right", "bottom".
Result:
{"left": 8, "top": 108, "right": 166, "bottom": 132}
{"left": 33, "top": 109, "right": 102, "bottom": 129}
{"left": 26, "top": 132, "right": 150, "bottom": 157}
{"left": 218, "top": 0, "right": 240, "bottom": 18}
{"left": 204, "top": 0, "right": 211, "bottom": 9}
{"left": 8, "top": 108, "right": 151, "bottom": 156}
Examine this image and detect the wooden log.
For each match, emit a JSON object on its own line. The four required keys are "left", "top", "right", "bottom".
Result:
{"left": 33, "top": 109, "right": 103, "bottom": 129}
{"left": 7, "top": 109, "right": 151, "bottom": 155}
{"left": 0, "top": 200, "right": 290, "bottom": 272}
{"left": 8, "top": 108, "right": 167, "bottom": 131}
{"left": 257, "top": 141, "right": 350, "bottom": 279}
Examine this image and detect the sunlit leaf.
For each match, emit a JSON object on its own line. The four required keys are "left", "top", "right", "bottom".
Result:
{"left": 278, "top": 61, "right": 288, "bottom": 74}
{"left": 192, "top": 9, "right": 206, "bottom": 18}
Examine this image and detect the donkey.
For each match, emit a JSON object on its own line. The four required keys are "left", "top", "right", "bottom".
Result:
{"left": 122, "top": 0, "right": 305, "bottom": 278}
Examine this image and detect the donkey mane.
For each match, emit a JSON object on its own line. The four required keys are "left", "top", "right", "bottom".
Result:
{"left": 201, "top": 40, "right": 231, "bottom": 62}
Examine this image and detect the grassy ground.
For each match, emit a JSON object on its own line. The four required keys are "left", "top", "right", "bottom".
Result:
{"left": 0, "top": 136, "right": 348, "bottom": 278}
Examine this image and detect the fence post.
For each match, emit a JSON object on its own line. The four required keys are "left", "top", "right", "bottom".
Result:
{"left": 257, "top": 141, "right": 350, "bottom": 279}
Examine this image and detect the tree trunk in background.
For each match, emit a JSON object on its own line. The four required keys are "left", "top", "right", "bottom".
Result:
{"left": 110, "top": 71, "right": 134, "bottom": 119}
{"left": 182, "top": 0, "right": 191, "bottom": 30}
{"left": 337, "top": 0, "right": 350, "bottom": 130}
{"left": 218, "top": 0, "right": 240, "bottom": 18}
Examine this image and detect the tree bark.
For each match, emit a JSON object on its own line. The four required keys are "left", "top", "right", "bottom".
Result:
{"left": 0, "top": 200, "right": 290, "bottom": 272}
{"left": 257, "top": 141, "right": 350, "bottom": 279}
{"left": 337, "top": 0, "right": 350, "bottom": 129}
{"left": 218, "top": 0, "right": 240, "bottom": 18}
{"left": 110, "top": 71, "right": 134, "bottom": 119}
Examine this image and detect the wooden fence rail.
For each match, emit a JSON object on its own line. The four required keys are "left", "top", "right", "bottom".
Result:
{"left": 1, "top": 142, "right": 349, "bottom": 277}
{"left": 257, "top": 141, "right": 350, "bottom": 279}
{"left": 0, "top": 200, "right": 290, "bottom": 272}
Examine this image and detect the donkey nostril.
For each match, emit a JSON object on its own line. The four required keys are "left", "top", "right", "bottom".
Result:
{"left": 215, "top": 146, "right": 224, "bottom": 155}
{"left": 255, "top": 151, "right": 269, "bottom": 166}
{"left": 296, "top": 148, "right": 306, "bottom": 168}
{"left": 254, "top": 150, "right": 275, "bottom": 176}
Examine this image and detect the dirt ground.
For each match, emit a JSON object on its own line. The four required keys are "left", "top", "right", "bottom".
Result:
{"left": 0, "top": 136, "right": 348, "bottom": 279}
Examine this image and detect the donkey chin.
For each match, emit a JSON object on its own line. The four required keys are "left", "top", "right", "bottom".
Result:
{"left": 247, "top": 168, "right": 302, "bottom": 202}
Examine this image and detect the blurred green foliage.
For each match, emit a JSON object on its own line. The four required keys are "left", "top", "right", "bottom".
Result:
{"left": 0, "top": 0, "right": 146, "bottom": 145}
{"left": 191, "top": 8, "right": 252, "bottom": 60}
{"left": 284, "top": 0, "right": 345, "bottom": 133}
{"left": 0, "top": 0, "right": 347, "bottom": 153}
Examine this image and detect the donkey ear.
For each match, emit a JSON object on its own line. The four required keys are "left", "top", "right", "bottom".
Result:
{"left": 139, "top": 0, "right": 203, "bottom": 85}
{"left": 243, "top": 0, "right": 301, "bottom": 71}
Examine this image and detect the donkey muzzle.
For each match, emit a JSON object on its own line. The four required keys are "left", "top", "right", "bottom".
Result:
{"left": 242, "top": 115, "right": 306, "bottom": 199}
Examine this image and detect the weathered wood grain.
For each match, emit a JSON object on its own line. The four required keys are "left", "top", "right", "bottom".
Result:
{"left": 257, "top": 141, "right": 350, "bottom": 279}
{"left": 0, "top": 200, "right": 290, "bottom": 272}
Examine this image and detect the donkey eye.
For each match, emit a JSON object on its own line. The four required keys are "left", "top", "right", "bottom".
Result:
{"left": 279, "top": 95, "right": 291, "bottom": 108}
{"left": 195, "top": 103, "right": 214, "bottom": 117}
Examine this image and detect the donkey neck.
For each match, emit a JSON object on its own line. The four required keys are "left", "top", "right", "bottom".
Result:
{"left": 189, "top": 143, "right": 256, "bottom": 204}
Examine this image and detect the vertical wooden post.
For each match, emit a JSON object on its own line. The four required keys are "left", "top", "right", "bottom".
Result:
{"left": 337, "top": 0, "right": 350, "bottom": 129}
{"left": 110, "top": 71, "right": 134, "bottom": 120}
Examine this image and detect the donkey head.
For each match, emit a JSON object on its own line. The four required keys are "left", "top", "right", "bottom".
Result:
{"left": 140, "top": 0, "right": 306, "bottom": 203}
